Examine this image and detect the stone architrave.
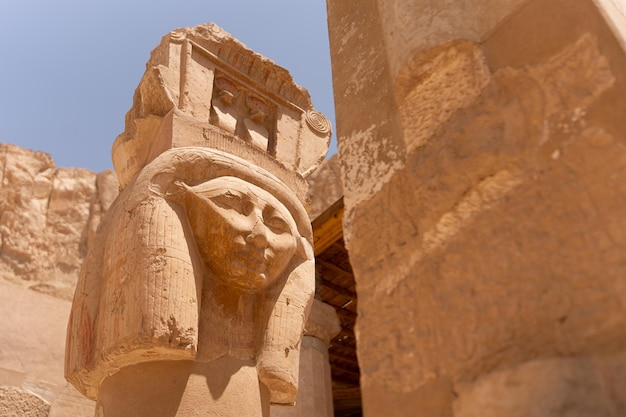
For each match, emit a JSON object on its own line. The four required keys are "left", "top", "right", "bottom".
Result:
{"left": 65, "top": 23, "right": 331, "bottom": 417}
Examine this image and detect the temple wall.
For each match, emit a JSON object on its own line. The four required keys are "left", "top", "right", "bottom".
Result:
{"left": 327, "top": 0, "right": 626, "bottom": 415}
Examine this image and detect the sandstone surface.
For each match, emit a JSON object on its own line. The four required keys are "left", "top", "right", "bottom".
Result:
{"left": 307, "top": 154, "right": 342, "bottom": 220}
{"left": 327, "top": 0, "right": 626, "bottom": 415}
{"left": 0, "top": 279, "right": 94, "bottom": 416}
{"left": 0, "top": 386, "right": 50, "bottom": 417}
{"left": 0, "top": 143, "right": 118, "bottom": 300}
{"left": 0, "top": 143, "right": 118, "bottom": 416}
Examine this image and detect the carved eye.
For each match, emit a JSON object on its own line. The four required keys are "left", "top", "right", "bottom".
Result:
{"left": 264, "top": 212, "right": 291, "bottom": 234}
{"left": 209, "top": 191, "right": 250, "bottom": 214}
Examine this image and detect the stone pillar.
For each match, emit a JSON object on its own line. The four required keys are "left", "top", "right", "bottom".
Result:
{"left": 65, "top": 23, "right": 331, "bottom": 417}
{"left": 95, "top": 359, "right": 270, "bottom": 417}
{"left": 326, "top": 0, "right": 626, "bottom": 416}
{"left": 272, "top": 300, "right": 341, "bottom": 417}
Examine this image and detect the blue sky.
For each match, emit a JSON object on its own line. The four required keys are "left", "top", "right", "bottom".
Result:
{"left": 0, "top": 1, "right": 335, "bottom": 172}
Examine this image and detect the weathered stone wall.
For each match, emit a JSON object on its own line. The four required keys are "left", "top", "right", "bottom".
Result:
{"left": 327, "top": 0, "right": 626, "bottom": 415}
{"left": 0, "top": 144, "right": 118, "bottom": 300}
{"left": 307, "top": 154, "right": 342, "bottom": 219}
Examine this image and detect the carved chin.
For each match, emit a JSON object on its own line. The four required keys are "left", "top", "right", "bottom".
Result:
{"left": 208, "top": 256, "right": 276, "bottom": 290}
{"left": 220, "top": 268, "right": 273, "bottom": 291}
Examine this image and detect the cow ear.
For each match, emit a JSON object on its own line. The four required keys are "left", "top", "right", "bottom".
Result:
{"left": 149, "top": 172, "right": 190, "bottom": 205}
{"left": 295, "top": 236, "right": 313, "bottom": 261}
{"left": 164, "top": 180, "right": 191, "bottom": 204}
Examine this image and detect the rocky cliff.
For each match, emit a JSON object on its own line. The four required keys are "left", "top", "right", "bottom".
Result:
{"left": 307, "top": 154, "right": 342, "bottom": 219}
{"left": 0, "top": 144, "right": 120, "bottom": 416}
{"left": 0, "top": 144, "right": 119, "bottom": 300}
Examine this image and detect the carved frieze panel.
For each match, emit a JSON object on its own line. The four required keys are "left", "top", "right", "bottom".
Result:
{"left": 111, "top": 24, "right": 331, "bottom": 190}
{"left": 210, "top": 73, "right": 277, "bottom": 153}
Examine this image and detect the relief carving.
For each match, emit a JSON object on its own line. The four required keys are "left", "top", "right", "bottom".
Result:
{"left": 209, "top": 74, "right": 275, "bottom": 152}
{"left": 211, "top": 77, "right": 239, "bottom": 134}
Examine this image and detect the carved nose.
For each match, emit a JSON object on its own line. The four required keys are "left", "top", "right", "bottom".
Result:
{"left": 246, "top": 220, "right": 268, "bottom": 249}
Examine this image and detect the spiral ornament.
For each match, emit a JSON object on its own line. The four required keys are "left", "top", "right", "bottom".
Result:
{"left": 305, "top": 110, "right": 331, "bottom": 135}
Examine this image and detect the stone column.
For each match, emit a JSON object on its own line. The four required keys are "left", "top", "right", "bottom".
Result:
{"left": 65, "top": 23, "right": 331, "bottom": 417}
{"left": 327, "top": 0, "right": 626, "bottom": 416}
{"left": 272, "top": 300, "right": 341, "bottom": 417}
{"left": 95, "top": 358, "right": 270, "bottom": 417}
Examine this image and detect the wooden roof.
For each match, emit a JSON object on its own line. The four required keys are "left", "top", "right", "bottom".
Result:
{"left": 312, "top": 198, "right": 362, "bottom": 417}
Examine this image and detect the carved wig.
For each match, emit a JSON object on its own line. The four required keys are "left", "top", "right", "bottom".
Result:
{"left": 66, "top": 147, "right": 315, "bottom": 404}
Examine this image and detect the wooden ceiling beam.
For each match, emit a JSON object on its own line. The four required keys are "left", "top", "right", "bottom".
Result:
{"left": 312, "top": 198, "right": 345, "bottom": 256}
{"left": 330, "top": 334, "right": 356, "bottom": 354}
{"left": 317, "top": 259, "right": 354, "bottom": 283}
{"left": 330, "top": 358, "right": 358, "bottom": 371}
{"left": 329, "top": 349, "right": 359, "bottom": 365}
{"left": 332, "top": 387, "right": 362, "bottom": 400}
{"left": 333, "top": 307, "right": 357, "bottom": 322}
{"left": 320, "top": 279, "right": 357, "bottom": 300}
{"left": 329, "top": 344, "right": 358, "bottom": 358}
{"left": 331, "top": 374, "right": 360, "bottom": 388}
{"left": 331, "top": 366, "right": 362, "bottom": 381}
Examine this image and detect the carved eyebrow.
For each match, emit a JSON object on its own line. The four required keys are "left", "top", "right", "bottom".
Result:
{"left": 209, "top": 190, "right": 249, "bottom": 213}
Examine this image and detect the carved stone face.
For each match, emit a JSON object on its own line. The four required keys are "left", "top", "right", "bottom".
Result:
{"left": 183, "top": 176, "right": 298, "bottom": 290}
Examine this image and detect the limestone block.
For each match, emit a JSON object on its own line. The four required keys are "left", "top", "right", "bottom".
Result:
{"left": 326, "top": 0, "right": 406, "bottom": 209}
{"left": 350, "top": 32, "right": 626, "bottom": 405}
{"left": 0, "top": 386, "right": 50, "bottom": 417}
{"left": 593, "top": 0, "right": 626, "bottom": 49}
{"left": 394, "top": 40, "right": 491, "bottom": 154}
{"left": 375, "top": 0, "right": 530, "bottom": 78}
